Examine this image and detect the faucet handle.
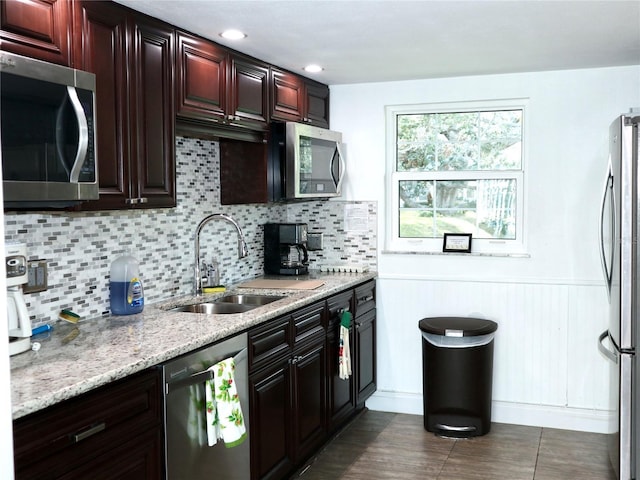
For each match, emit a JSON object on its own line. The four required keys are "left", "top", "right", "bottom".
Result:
{"left": 207, "top": 260, "right": 220, "bottom": 286}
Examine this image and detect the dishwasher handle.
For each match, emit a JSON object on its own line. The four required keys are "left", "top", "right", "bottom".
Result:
{"left": 166, "top": 347, "right": 247, "bottom": 395}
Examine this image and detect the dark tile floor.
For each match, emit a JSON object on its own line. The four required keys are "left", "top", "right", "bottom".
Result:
{"left": 294, "top": 410, "right": 616, "bottom": 480}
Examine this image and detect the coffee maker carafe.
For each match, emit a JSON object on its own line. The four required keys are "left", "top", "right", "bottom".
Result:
{"left": 6, "top": 243, "right": 31, "bottom": 356}
{"left": 264, "top": 223, "right": 309, "bottom": 275}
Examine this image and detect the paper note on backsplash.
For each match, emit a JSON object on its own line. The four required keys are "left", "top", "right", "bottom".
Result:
{"left": 344, "top": 204, "right": 369, "bottom": 232}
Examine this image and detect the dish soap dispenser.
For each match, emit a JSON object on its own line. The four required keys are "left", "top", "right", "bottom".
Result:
{"left": 110, "top": 255, "right": 144, "bottom": 315}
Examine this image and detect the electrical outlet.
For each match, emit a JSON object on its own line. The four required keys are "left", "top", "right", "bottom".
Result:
{"left": 23, "top": 259, "right": 47, "bottom": 293}
{"left": 307, "top": 232, "right": 324, "bottom": 251}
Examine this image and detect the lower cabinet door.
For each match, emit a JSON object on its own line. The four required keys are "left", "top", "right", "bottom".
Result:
{"left": 356, "top": 309, "right": 377, "bottom": 405}
{"left": 291, "top": 339, "right": 327, "bottom": 463}
{"left": 327, "top": 325, "right": 356, "bottom": 432}
{"left": 249, "top": 357, "right": 294, "bottom": 480}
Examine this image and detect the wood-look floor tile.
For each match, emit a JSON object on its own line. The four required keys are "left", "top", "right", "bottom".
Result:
{"left": 297, "top": 411, "right": 614, "bottom": 480}
{"left": 534, "top": 427, "right": 616, "bottom": 480}
{"left": 343, "top": 445, "right": 446, "bottom": 479}
{"left": 450, "top": 423, "right": 541, "bottom": 463}
{"left": 438, "top": 453, "right": 536, "bottom": 480}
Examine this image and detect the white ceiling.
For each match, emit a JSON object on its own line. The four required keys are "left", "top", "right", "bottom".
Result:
{"left": 115, "top": 0, "right": 640, "bottom": 85}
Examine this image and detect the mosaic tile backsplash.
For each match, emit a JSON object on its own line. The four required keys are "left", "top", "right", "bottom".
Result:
{"left": 4, "top": 137, "right": 377, "bottom": 328}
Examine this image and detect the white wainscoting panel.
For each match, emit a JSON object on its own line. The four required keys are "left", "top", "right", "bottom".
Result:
{"left": 372, "top": 276, "right": 611, "bottom": 433}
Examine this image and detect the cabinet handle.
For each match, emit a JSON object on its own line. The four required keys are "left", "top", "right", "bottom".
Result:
{"left": 72, "top": 422, "right": 106, "bottom": 443}
{"left": 358, "top": 295, "right": 374, "bottom": 304}
{"left": 125, "top": 198, "right": 138, "bottom": 205}
{"left": 138, "top": 197, "right": 148, "bottom": 204}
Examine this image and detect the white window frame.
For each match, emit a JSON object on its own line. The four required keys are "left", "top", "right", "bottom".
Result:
{"left": 385, "top": 98, "right": 528, "bottom": 255}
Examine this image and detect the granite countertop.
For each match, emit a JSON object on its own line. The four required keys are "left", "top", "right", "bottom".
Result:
{"left": 10, "top": 271, "right": 376, "bottom": 420}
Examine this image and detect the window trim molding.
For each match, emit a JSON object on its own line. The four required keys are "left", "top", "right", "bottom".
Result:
{"left": 384, "top": 98, "right": 529, "bottom": 255}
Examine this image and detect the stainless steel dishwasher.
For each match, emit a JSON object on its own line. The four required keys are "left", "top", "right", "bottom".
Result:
{"left": 162, "top": 332, "right": 250, "bottom": 479}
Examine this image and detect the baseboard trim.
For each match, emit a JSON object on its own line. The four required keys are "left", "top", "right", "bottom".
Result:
{"left": 365, "top": 390, "right": 613, "bottom": 434}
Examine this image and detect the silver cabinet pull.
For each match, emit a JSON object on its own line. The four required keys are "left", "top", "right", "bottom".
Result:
{"left": 72, "top": 422, "right": 106, "bottom": 443}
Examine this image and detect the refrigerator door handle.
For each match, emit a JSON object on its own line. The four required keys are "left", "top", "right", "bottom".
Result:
{"left": 598, "top": 161, "right": 615, "bottom": 298}
{"left": 598, "top": 330, "right": 617, "bottom": 363}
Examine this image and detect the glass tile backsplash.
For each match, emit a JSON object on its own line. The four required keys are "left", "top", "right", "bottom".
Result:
{"left": 4, "top": 137, "right": 377, "bottom": 327}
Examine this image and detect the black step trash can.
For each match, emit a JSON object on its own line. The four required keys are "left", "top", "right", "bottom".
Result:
{"left": 418, "top": 316, "right": 498, "bottom": 438}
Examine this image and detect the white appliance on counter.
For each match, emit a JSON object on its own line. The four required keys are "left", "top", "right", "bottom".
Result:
{"left": 6, "top": 242, "right": 31, "bottom": 356}
{"left": 598, "top": 113, "right": 640, "bottom": 480}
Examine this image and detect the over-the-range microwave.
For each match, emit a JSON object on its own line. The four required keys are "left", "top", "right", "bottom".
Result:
{"left": 270, "top": 121, "right": 345, "bottom": 200}
{"left": 0, "top": 52, "right": 98, "bottom": 208}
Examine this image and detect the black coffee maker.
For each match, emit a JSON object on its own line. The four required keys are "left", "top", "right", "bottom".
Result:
{"left": 264, "top": 223, "right": 309, "bottom": 275}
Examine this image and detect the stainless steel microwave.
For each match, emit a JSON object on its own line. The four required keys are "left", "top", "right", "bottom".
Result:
{"left": 0, "top": 52, "right": 98, "bottom": 208}
{"left": 271, "top": 122, "right": 345, "bottom": 200}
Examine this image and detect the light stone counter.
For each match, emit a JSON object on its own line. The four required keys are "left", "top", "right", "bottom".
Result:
{"left": 10, "top": 271, "right": 376, "bottom": 420}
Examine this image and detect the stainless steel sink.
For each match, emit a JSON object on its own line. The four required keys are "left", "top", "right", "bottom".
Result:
{"left": 216, "top": 294, "right": 285, "bottom": 306}
{"left": 171, "top": 294, "right": 284, "bottom": 314}
{"left": 172, "top": 302, "right": 255, "bottom": 314}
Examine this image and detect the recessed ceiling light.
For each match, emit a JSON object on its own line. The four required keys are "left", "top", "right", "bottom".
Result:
{"left": 220, "top": 29, "right": 246, "bottom": 40}
{"left": 303, "top": 64, "right": 323, "bottom": 74}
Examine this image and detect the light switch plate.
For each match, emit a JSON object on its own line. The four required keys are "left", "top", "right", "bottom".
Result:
{"left": 24, "top": 259, "right": 47, "bottom": 293}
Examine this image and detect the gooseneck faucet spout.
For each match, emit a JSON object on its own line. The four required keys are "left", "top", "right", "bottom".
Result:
{"left": 194, "top": 213, "right": 249, "bottom": 294}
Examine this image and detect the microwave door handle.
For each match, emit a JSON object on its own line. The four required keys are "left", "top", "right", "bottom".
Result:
{"left": 65, "top": 86, "right": 89, "bottom": 183}
{"left": 55, "top": 96, "right": 72, "bottom": 177}
{"left": 333, "top": 142, "right": 346, "bottom": 193}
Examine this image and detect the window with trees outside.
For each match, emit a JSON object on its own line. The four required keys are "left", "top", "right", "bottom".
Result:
{"left": 385, "top": 100, "right": 526, "bottom": 254}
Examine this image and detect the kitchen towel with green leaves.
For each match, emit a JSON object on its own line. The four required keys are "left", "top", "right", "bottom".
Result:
{"left": 339, "top": 310, "right": 352, "bottom": 380}
{"left": 205, "top": 357, "right": 247, "bottom": 448}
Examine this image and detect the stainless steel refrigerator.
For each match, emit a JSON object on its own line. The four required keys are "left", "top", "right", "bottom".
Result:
{"left": 598, "top": 113, "right": 640, "bottom": 480}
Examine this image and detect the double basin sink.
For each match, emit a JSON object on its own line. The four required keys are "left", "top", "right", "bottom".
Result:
{"left": 171, "top": 294, "right": 284, "bottom": 314}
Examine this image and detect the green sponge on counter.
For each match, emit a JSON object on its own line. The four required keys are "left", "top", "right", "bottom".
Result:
{"left": 59, "top": 309, "right": 80, "bottom": 324}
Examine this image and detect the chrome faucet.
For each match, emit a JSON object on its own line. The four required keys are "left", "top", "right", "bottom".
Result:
{"left": 194, "top": 213, "right": 249, "bottom": 294}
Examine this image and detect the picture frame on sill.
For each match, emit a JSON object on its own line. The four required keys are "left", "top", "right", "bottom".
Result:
{"left": 443, "top": 233, "right": 472, "bottom": 253}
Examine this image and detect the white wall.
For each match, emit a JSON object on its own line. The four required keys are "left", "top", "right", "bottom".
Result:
{"left": 330, "top": 65, "right": 640, "bottom": 432}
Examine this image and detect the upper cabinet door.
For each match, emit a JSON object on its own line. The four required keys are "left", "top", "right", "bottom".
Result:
{"left": 130, "top": 16, "right": 176, "bottom": 208}
{"left": 228, "top": 54, "right": 270, "bottom": 130}
{"left": 304, "top": 80, "right": 329, "bottom": 129}
{"left": 176, "top": 30, "right": 228, "bottom": 123}
{"left": 270, "top": 67, "right": 304, "bottom": 123}
{"left": 0, "top": 0, "right": 72, "bottom": 65}
{"left": 74, "top": 1, "right": 131, "bottom": 209}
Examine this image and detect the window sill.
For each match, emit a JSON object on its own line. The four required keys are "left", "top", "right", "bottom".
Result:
{"left": 381, "top": 249, "right": 531, "bottom": 258}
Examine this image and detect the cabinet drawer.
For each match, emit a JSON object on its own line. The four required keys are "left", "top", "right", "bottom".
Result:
{"left": 249, "top": 315, "right": 292, "bottom": 372}
{"left": 292, "top": 301, "right": 325, "bottom": 346}
{"left": 13, "top": 368, "right": 161, "bottom": 479}
{"left": 326, "top": 290, "right": 353, "bottom": 319}
{"left": 354, "top": 281, "right": 376, "bottom": 318}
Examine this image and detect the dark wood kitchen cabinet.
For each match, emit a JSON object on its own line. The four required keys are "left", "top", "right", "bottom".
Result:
{"left": 13, "top": 368, "right": 163, "bottom": 480}
{"left": 248, "top": 301, "right": 327, "bottom": 480}
{"left": 270, "top": 67, "right": 330, "bottom": 128}
{"left": 74, "top": 1, "right": 176, "bottom": 210}
{"left": 248, "top": 282, "right": 375, "bottom": 479}
{"left": 176, "top": 30, "right": 270, "bottom": 133}
{"left": 0, "top": 0, "right": 72, "bottom": 66}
